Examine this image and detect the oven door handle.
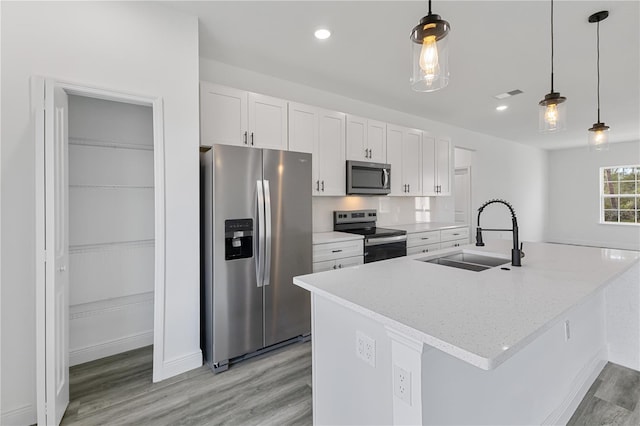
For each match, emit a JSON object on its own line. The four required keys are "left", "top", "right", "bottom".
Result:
{"left": 365, "top": 235, "right": 407, "bottom": 246}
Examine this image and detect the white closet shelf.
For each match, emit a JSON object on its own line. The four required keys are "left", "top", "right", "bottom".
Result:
{"left": 69, "top": 239, "right": 155, "bottom": 254}
{"left": 69, "top": 184, "right": 154, "bottom": 189}
{"left": 69, "top": 136, "right": 154, "bottom": 151}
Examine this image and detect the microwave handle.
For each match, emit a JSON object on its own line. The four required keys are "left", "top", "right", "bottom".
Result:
{"left": 382, "top": 168, "right": 389, "bottom": 188}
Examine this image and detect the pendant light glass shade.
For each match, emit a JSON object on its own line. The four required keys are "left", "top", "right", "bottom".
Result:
{"left": 539, "top": 0, "right": 567, "bottom": 132}
{"left": 588, "top": 122, "right": 610, "bottom": 151}
{"left": 588, "top": 11, "right": 610, "bottom": 151}
{"left": 539, "top": 93, "right": 567, "bottom": 132}
{"left": 410, "top": 1, "right": 451, "bottom": 92}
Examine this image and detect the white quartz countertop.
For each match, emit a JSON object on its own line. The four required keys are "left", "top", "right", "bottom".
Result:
{"left": 294, "top": 240, "right": 640, "bottom": 370}
{"left": 313, "top": 231, "right": 363, "bottom": 244}
{"left": 391, "top": 222, "right": 468, "bottom": 233}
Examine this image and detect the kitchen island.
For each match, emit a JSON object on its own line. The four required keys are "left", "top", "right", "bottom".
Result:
{"left": 293, "top": 240, "right": 640, "bottom": 425}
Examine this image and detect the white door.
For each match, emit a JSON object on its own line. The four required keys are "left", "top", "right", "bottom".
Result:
{"left": 455, "top": 167, "right": 471, "bottom": 224}
{"left": 45, "top": 84, "right": 70, "bottom": 425}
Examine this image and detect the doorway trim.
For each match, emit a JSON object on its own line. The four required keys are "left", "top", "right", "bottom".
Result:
{"left": 33, "top": 77, "right": 167, "bottom": 424}
{"left": 454, "top": 166, "right": 472, "bottom": 226}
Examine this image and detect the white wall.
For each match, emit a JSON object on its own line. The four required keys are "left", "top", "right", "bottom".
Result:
{"left": 68, "top": 95, "right": 154, "bottom": 366}
{"left": 547, "top": 140, "right": 640, "bottom": 250}
{"left": 1, "top": 2, "right": 200, "bottom": 423}
{"left": 200, "top": 58, "right": 549, "bottom": 242}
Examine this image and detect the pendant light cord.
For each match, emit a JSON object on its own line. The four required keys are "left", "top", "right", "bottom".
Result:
{"left": 550, "top": 0, "right": 555, "bottom": 92}
{"left": 596, "top": 21, "right": 601, "bottom": 123}
{"left": 428, "top": 0, "right": 432, "bottom": 15}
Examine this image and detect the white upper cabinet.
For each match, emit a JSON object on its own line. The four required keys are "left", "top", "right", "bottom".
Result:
{"left": 288, "top": 102, "right": 345, "bottom": 196}
{"left": 200, "top": 82, "right": 287, "bottom": 150}
{"left": 288, "top": 102, "right": 317, "bottom": 154}
{"left": 403, "top": 128, "right": 422, "bottom": 195}
{"left": 346, "top": 115, "right": 387, "bottom": 163}
{"left": 200, "top": 82, "right": 247, "bottom": 147}
{"left": 386, "top": 125, "right": 404, "bottom": 195}
{"left": 317, "top": 109, "right": 346, "bottom": 196}
{"left": 248, "top": 93, "right": 288, "bottom": 150}
{"left": 386, "top": 124, "right": 422, "bottom": 196}
{"left": 422, "top": 135, "right": 451, "bottom": 196}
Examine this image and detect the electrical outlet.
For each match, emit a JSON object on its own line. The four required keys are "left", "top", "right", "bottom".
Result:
{"left": 356, "top": 331, "right": 376, "bottom": 367}
{"left": 393, "top": 365, "right": 412, "bottom": 405}
{"left": 564, "top": 320, "right": 571, "bottom": 341}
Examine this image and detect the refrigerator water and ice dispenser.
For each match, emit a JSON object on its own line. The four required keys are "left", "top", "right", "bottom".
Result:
{"left": 224, "top": 219, "right": 253, "bottom": 260}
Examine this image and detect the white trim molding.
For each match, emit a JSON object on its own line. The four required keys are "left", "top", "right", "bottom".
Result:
{"left": 156, "top": 351, "right": 203, "bottom": 382}
{"left": 70, "top": 331, "right": 154, "bottom": 367}
{"left": 1, "top": 404, "right": 36, "bottom": 426}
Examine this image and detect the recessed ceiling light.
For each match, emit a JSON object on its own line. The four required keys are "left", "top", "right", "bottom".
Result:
{"left": 496, "top": 105, "right": 508, "bottom": 111}
{"left": 314, "top": 29, "right": 331, "bottom": 40}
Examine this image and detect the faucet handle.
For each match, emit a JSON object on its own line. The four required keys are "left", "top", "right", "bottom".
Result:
{"left": 520, "top": 242, "right": 525, "bottom": 258}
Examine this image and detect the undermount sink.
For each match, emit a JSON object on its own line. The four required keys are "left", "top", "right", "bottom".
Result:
{"left": 417, "top": 251, "right": 510, "bottom": 272}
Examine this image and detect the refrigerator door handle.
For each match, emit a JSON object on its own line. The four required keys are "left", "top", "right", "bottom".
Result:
{"left": 263, "top": 180, "right": 272, "bottom": 287}
{"left": 256, "top": 180, "right": 265, "bottom": 287}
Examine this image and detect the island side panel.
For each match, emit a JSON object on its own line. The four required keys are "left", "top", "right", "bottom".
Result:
{"left": 312, "top": 294, "right": 393, "bottom": 425}
{"left": 419, "top": 292, "right": 607, "bottom": 425}
{"left": 605, "top": 262, "right": 640, "bottom": 371}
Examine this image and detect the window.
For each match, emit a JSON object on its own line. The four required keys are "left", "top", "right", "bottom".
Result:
{"left": 600, "top": 165, "right": 640, "bottom": 225}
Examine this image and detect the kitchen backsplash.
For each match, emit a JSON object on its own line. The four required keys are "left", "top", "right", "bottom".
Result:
{"left": 312, "top": 196, "right": 434, "bottom": 232}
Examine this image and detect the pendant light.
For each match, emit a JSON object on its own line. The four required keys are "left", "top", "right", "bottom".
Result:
{"left": 538, "top": 0, "right": 567, "bottom": 132}
{"left": 410, "top": 0, "right": 451, "bottom": 92}
{"left": 588, "top": 11, "right": 610, "bottom": 151}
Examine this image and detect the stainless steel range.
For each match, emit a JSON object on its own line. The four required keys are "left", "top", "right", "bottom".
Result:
{"left": 333, "top": 209, "right": 407, "bottom": 263}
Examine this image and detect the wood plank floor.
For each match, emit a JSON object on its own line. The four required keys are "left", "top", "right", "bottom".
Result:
{"left": 63, "top": 342, "right": 640, "bottom": 425}
{"left": 61, "top": 342, "right": 312, "bottom": 426}
{"left": 568, "top": 362, "right": 640, "bottom": 426}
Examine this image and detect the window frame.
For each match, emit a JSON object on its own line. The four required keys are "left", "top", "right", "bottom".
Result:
{"left": 599, "top": 164, "right": 640, "bottom": 226}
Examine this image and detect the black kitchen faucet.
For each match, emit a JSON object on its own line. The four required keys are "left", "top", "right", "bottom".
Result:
{"left": 475, "top": 199, "right": 524, "bottom": 267}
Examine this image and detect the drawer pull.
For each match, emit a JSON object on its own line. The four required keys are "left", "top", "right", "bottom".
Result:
{"left": 452, "top": 233, "right": 460, "bottom": 236}
{"left": 332, "top": 249, "right": 343, "bottom": 253}
{"left": 421, "top": 237, "right": 430, "bottom": 240}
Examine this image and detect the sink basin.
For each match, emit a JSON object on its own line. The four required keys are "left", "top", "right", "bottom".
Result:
{"left": 417, "top": 251, "right": 510, "bottom": 272}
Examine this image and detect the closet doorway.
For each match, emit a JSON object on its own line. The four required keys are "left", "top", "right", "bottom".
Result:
{"left": 67, "top": 95, "right": 155, "bottom": 366}
{"left": 34, "top": 78, "right": 166, "bottom": 426}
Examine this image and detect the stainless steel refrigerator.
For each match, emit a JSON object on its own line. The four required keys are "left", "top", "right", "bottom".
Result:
{"left": 201, "top": 144, "right": 312, "bottom": 372}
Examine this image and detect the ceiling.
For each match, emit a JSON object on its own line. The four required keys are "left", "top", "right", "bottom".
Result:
{"left": 167, "top": 1, "right": 640, "bottom": 150}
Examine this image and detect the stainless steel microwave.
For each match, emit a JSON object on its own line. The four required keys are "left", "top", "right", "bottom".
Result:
{"left": 346, "top": 160, "right": 391, "bottom": 195}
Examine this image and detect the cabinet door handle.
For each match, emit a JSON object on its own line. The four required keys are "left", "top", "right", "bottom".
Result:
{"left": 407, "top": 184, "right": 410, "bottom": 193}
{"left": 321, "top": 180, "right": 325, "bottom": 191}
{"left": 338, "top": 264, "right": 342, "bottom": 268}
{"left": 243, "top": 131, "right": 248, "bottom": 145}
{"left": 370, "top": 149, "right": 373, "bottom": 158}
{"left": 333, "top": 265, "right": 337, "bottom": 269}
{"left": 332, "top": 249, "right": 343, "bottom": 253}
{"left": 250, "top": 132, "right": 255, "bottom": 146}
{"left": 316, "top": 180, "right": 320, "bottom": 191}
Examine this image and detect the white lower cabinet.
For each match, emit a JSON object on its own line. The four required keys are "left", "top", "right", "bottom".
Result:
{"left": 313, "top": 238, "right": 363, "bottom": 272}
{"left": 439, "top": 227, "right": 470, "bottom": 248}
{"left": 407, "top": 230, "right": 441, "bottom": 255}
{"left": 313, "top": 255, "right": 363, "bottom": 273}
{"left": 405, "top": 227, "right": 470, "bottom": 253}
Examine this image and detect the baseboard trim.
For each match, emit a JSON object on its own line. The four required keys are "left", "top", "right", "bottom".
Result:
{"left": 70, "top": 330, "right": 153, "bottom": 366}
{"left": 1, "top": 403, "right": 36, "bottom": 426}
{"left": 153, "top": 350, "right": 202, "bottom": 382}
{"left": 543, "top": 347, "right": 607, "bottom": 425}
